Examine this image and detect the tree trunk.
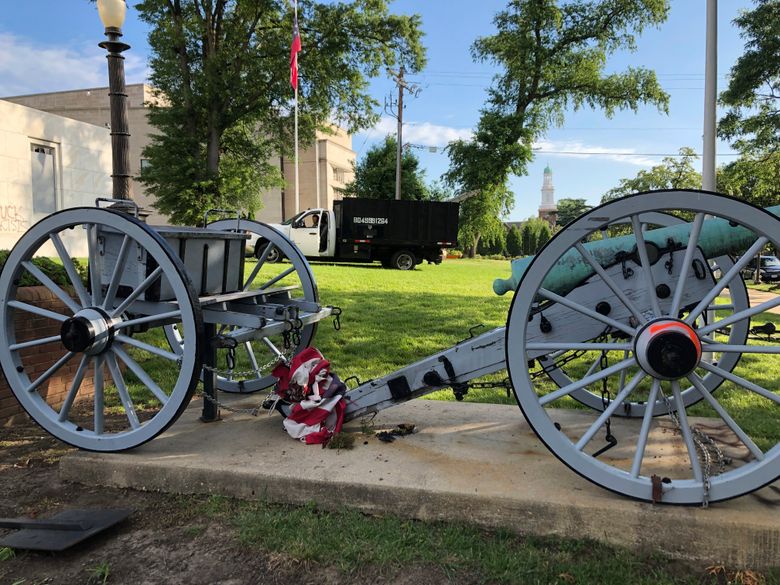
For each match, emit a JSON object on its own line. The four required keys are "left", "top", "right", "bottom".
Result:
{"left": 468, "top": 233, "right": 481, "bottom": 258}
{"left": 207, "top": 122, "right": 220, "bottom": 175}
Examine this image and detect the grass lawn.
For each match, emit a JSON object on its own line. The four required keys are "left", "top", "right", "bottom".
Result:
{"left": 747, "top": 280, "right": 780, "bottom": 293}
{"left": 306, "top": 257, "right": 517, "bottom": 404}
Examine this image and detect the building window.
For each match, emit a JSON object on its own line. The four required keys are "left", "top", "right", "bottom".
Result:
{"left": 30, "top": 144, "right": 57, "bottom": 216}
{"left": 140, "top": 158, "right": 152, "bottom": 172}
{"left": 333, "top": 167, "right": 346, "bottom": 183}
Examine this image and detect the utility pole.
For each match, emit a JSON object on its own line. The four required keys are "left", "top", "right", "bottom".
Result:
{"left": 385, "top": 67, "right": 420, "bottom": 200}
{"left": 702, "top": 0, "right": 717, "bottom": 192}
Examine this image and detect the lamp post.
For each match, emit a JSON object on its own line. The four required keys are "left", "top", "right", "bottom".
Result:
{"left": 97, "top": 0, "right": 132, "bottom": 202}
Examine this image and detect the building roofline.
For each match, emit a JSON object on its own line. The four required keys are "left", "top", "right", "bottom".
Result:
{"left": 2, "top": 83, "right": 149, "bottom": 100}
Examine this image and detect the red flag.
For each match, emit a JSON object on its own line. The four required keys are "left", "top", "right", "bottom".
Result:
{"left": 290, "top": 13, "right": 301, "bottom": 90}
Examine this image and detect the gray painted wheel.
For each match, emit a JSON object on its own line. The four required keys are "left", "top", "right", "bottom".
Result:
{"left": 544, "top": 211, "right": 750, "bottom": 417}
{"left": 0, "top": 208, "right": 202, "bottom": 452}
{"left": 506, "top": 191, "right": 780, "bottom": 504}
{"left": 165, "top": 219, "right": 319, "bottom": 393}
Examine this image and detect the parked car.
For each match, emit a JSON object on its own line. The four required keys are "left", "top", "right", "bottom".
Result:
{"left": 741, "top": 255, "right": 780, "bottom": 282}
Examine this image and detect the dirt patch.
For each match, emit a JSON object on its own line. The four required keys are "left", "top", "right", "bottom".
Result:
{"left": 0, "top": 421, "right": 479, "bottom": 585}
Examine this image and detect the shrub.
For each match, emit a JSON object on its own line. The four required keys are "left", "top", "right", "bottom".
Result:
{"left": 0, "top": 250, "right": 86, "bottom": 288}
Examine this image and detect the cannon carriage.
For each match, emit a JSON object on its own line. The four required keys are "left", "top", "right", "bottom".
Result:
{"left": 1, "top": 190, "right": 778, "bottom": 505}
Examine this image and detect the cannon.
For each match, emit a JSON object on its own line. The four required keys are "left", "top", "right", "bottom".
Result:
{"left": 0, "top": 190, "right": 778, "bottom": 506}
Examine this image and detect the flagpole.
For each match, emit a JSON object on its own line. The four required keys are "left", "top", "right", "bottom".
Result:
{"left": 293, "top": 0, "right": 300, "bottom": 216}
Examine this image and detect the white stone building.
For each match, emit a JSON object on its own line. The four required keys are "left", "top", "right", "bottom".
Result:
{"left": 0, "top": 99, "right": 111, "bottom": 251}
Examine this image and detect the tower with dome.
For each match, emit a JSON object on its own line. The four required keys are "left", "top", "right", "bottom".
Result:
{"left": 538, "top": 164, "right": 558, "bottom": 226}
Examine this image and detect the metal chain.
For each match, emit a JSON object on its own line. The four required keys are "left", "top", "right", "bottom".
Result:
{"left": 531, "top": 327, "right": 611, "bottom": 380}
{"left": 202, "top": 350, "right": 292, "bottom": 379}
{"left": 657, "top": 385, "right": 728, "bottom": 508}
{"left": 531, "top": 349, "right": 588, "bottom": 379}
{"left": 591, "top": 350, "right": 618, "bottom": 458}
{"left": 200, "top": 390, "right": 263, "bottom": 416}
{"left": 466, "top": 378, "right": 513, "bottom": 397}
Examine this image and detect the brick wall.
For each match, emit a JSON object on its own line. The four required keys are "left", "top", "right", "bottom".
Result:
{"left": 0, "top": 286, "right": 95, "bottom": 425}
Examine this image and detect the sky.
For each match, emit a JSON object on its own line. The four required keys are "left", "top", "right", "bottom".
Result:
{"left": 0, "top": 1, "right": 756, "bottom": 221}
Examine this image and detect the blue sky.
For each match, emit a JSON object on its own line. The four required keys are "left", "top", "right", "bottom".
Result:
{"left": 0, "top": 1, "right": 755, "bottom": 221}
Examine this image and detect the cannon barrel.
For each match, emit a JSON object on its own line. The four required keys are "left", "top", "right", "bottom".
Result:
{"left": 493, "top": 203, "right": 780, "bottom": 296}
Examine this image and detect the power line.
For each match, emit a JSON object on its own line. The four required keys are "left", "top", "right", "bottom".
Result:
{"left": 413, "top": 70, "right": 729, "bottom": 79}
{"left": 533, "top": 150, "right": 740, "bottom": 157}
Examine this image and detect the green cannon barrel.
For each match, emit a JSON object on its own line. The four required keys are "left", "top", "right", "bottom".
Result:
{"left": 493, "top": 204, "right": 780, "bottom": 296}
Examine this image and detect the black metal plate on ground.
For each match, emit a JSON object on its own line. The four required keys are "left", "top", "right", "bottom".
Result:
{"left": 0, "top": 509, "right": 133, "bottom": 551}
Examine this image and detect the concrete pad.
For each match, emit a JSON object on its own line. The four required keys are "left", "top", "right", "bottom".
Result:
{"left": 60, "top": 399, "right": 780, "bottom": 569}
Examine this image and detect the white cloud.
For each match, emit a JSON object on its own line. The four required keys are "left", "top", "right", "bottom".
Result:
{"left": 363, "top": 119, "right": 655, "bottom": 167}
{"left": 532, "top": 139, "right": 657, "bottom": 167}
{"left": 364, "top": 116, "right": 473, "bottom": 148}
{"left": 0, "top": 32, "right": 148, "bottom": 97}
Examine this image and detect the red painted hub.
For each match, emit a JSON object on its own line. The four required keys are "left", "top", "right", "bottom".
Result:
{"left": 634, "top": 319, "right": 702, "bottom": 380}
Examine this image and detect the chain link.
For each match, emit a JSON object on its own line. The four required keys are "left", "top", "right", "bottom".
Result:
{"left": 657, "top": 385, "right": 728, "bottom": 507}
{"left": 202, "top": 350, "right": 292, "bottom": 379}
{"left": 531, "top": 327, "right": 611, "bottom": 380}
{"left": 200, "top": 391, "right": 264, "bottom": 416}
{"left": 465, "top": 378, "right": 513, "bottom": 397}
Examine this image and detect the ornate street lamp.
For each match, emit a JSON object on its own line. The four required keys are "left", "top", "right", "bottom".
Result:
{"left": 97, "top": 0, "right": 132, "bottom": 201}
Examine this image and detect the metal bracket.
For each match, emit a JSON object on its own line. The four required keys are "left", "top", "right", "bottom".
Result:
{"left": 95, "top": 197, "right": 139, "bottom": 217}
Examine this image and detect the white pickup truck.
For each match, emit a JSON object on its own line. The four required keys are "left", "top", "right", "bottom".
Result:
{"left": 257, "top": 198, "right": 459, "bottom": 270}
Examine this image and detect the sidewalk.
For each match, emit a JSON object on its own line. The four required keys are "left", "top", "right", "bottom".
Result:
{"left": 748, "top": 287, "right": 780, "bottom": 315}
{"left": 60, "top": 399, "right": 780, "bottom": 570}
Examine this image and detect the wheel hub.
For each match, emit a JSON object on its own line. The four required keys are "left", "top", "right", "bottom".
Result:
{"left": 60, "top": 308, "right": 114, "bottom": 355}
{"left": 634, "top": 319, "right": 701, "bottom": 380}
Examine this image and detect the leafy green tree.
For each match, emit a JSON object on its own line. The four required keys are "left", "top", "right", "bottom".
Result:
{"left": 530, "top": 217, "right": 552, "bottom": 253}
{"left": 426, "top": 180, "right": 454, "bottom": 202}
{"left": 506, "top": 225, "right": 523, "bottom": 257}
{"left": 602, "top": 147, "right": 701, "bottom": 202}
{"left": 520, "top": 221, "right": 535, "bottom": 256}
{"left": 556, "top": 198, "right": 592, "bottom": 226}
{"left": 342, "top": 136, "right": 430, "bottom": 200}
{"left": 718, "top": 0, "right": 779, "bottom": 156}
{"left": 458, "top": 183, "right": 513, "bottom": 257}
{"left": 718, "top": 153, "right": 780, "bottom": 208}
{"left": 446, "top": 0, "right": 670, "bottom": 248}
{"left": 518, "top": 217, "right": 552, "bottom": 255}
{"left": 136, "top": 0, "right": 425, "bottom": 224}
{"left": 477, "top": 230, "right": 506, "bottom": 256}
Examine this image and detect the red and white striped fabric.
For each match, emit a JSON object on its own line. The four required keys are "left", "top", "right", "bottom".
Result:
{"left": 272, "top": 347, "right": 347, "bottom": 444}
{"left": 283, "top": 396, "right": 346, "bottom": 445}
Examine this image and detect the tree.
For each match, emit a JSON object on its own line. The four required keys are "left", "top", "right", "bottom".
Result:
{"left": 529, "top": 217, "right": 552, "bottom": 254}
{"left": 518, "top": 217, "right": 552, "bottom": 255}
{"left": 506, "top": 225, "right": 523, "bottom": 257}
{"left": 718, "top": 153, "right": 780, "bottom": 208}
{"left": 136, "top": 0, "right": 425, "bottom": 224}
{"left": 520, "top": 221, "right": 535, "bottom": 256}
{"left": 477, "top": 230, "right": 506, "bottom": 256}
{"left": 342, "top": 136, "right": 430, "bottom": 200}
{"left": 458, "top": 183, "right": 513, "bottom": 257}
{"left": 556, "top": 198, "right": 592, "bottom": 226}
{"left": 445, "top": 0, "right": 670, "bottom": 247}
{"left": 601, "top": 147, "right": 701, "bottom": 202}
{"left": 718, "top": 0, "right": 780, "bottom": 156}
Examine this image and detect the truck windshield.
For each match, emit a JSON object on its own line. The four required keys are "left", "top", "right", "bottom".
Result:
{"left": 282, "top": 212, "right": 305, "bottom": 226}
